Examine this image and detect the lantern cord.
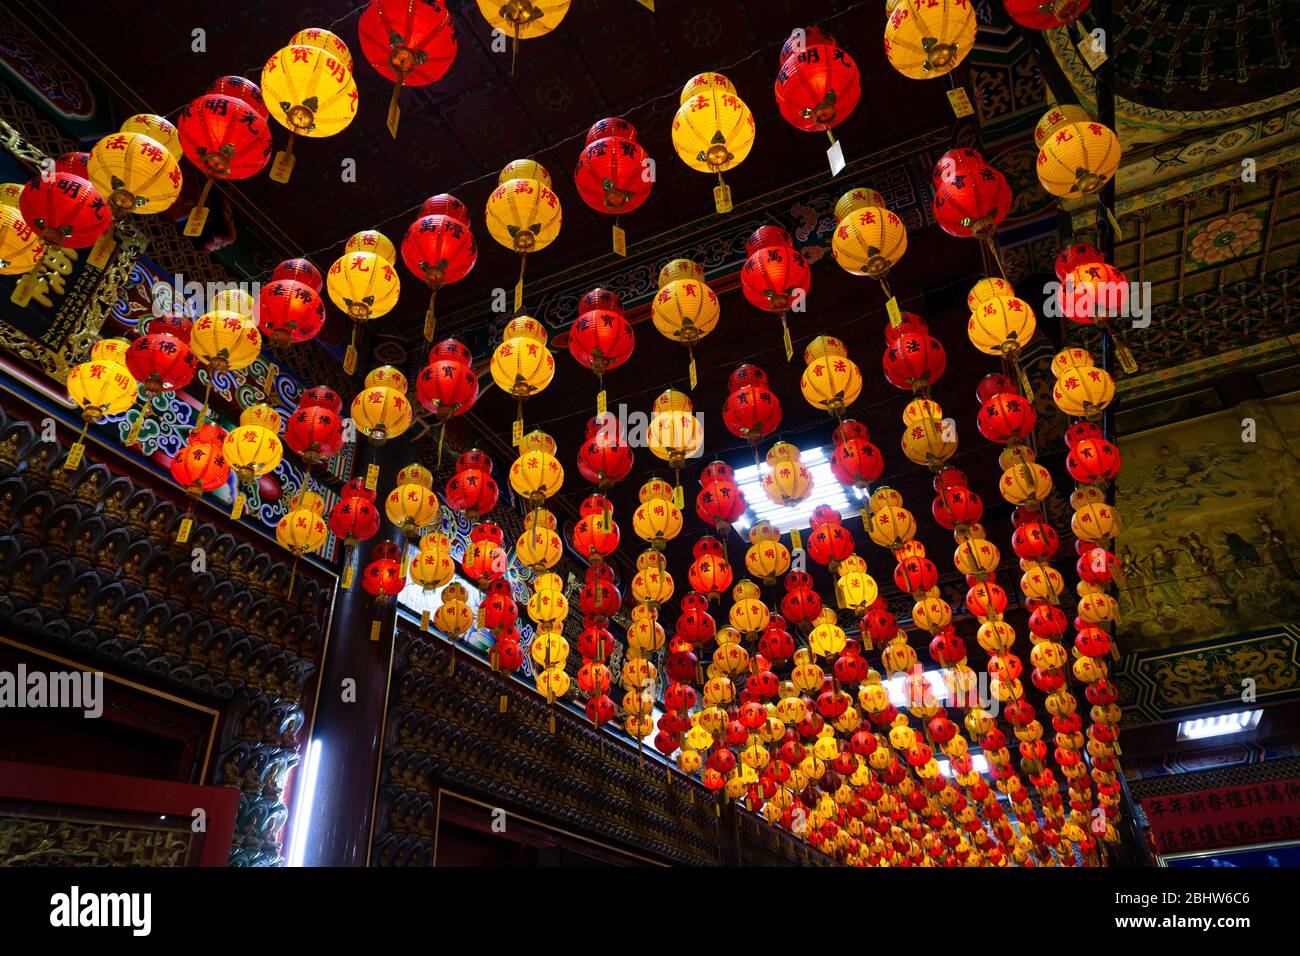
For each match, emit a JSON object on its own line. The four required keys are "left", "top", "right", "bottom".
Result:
{"left": 982, "top": 236, "right": 1009, "bottom": 280}
{"left": 436, "top": 421, "right": 446, "bottom": 467}
{"left": 516, "top": 252, "right": 527, "bottom": 313}
{"left": 511, "top": 24, "right": 520, "bottom": 77}
{"left": 194, "top": 378, "right": 213, "bottom": 430}
{"left": 281, "top": 133, "right": 295, "bottom": 162}
{"left": 826, "top": 127, "right": 836, "bottom": 147}
{"left": 287, "top": 557, "right": 297, "bottom": 599}
{"left": 192, "top": 178, "right": 214, "bottom": 220}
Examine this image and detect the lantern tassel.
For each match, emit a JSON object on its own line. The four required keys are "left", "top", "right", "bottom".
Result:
{"left": 423, "top": 285, "right": 439, "bottom": 342}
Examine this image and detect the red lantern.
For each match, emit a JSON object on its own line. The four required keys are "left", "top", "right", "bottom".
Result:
{"left": 574, "top": 118, "right": 653, "bottom": 233}
{"left": 170, "top": 432, "right": 230, "bottom": 495}
{"left": 462, "top": 521, "right": 507, "bottom": 589}
{"left": 257, "top": 276, "right": 326, "bottom": 347}
{"left": 416, "top": 337, "right": 479, "bottom": 420}
{"left": 1055, "top": 242, "right": 1106, "bottom": 282}
{"left": 271, "top": 257, "right": 323, "bottom": 291}
{"left": 494, "top": 637, "right": 524, "bottom": 672}
{"left": 695, "top": 462, "right": 746, "bottom": 534}
{"left": 445, "top": 449, "right": 499, "bottom": 517}
{"left": 572, "top": 495, "right": 620, "bottom": 563}
{"left": 1066, "top": 437, "right": 1121, "bottom": 484}
{"left": 676, "top": 592, "right": 716, "bottom": 647}
{"left": 284, "top": 393, "right": 345, "bottom": 466}
{"left": 688, "top": 537, "right": 733, "bottom": 600}
{"left": 883, "top": 332, "right": 946, "bottom": 391}
{"left": 895, "top": 555, "right": 938, "bottom": 594}
{"left": 722, "top": 363, "right": 782, "bottom": 445}
{"left": 401, "top": 193, "right": 476, "bottom": 341}
{"left": 176, "top": 93, "right": 272, "bottom": 234}
{"left": 774, "top": 27, "right": 861, "bottom": 134}
{"left": 932, "top": 149, "right": 1012, "bottom": 240}
{"left": 576, "top": 414, "right": 634, "bottom": 491}
{"left": 569, "top": 287, "right": 635, "bottom": 390}
{"left": 807, "top": 507, "right": 855, "bottom": 569}
{"left": 329, "top": 480, "right": 381, "bottom": 546}
{"left": 781, "top": 571, "right": 822, "bottom": 629}
{"left": 363, "top": 541, "right": 404, "bottom": 601}
{"left": 830, "top": 422, "right": 883, "bottom": 490}
{"left": 1060, "top": 261, "right": 1129, "bottom": 325}
{"left": 932, "top": 486, "right": 983, "bottom": 530}
{"left": 976, "top": 392, "right": 1037, "bottom": 444}
{"left": 1006, "top": 0, "right": 1091, "bottom": 30}
{"left": 126, "top": 315, "right": 197, "bottom": 394}
{"left": 359, "top": 0, "right": 457, "bottom": 136}
{"left": 1011, "top": 521, "right": 1059, "bottom": 561}
{"left": 740, "top": 227, "right": 811, "bottom": 348}
{"left": 19, "top": 173, "right": 109, "bottom": 250}
{"left": 208, "top": 75, "right": 267, "bottom": 119}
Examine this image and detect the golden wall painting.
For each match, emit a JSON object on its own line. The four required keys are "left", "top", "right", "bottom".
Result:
{"left": 1117, "top": 392, "right": 1300, "bottom": 651}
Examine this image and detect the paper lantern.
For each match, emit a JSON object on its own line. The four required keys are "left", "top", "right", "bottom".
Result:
{"left": 0, "top": 205, "right": 43, "bottom": 275}
{"left": 745, "top": 521, "right": 791, "bottom": 585}
{"left": 516, "top": 509, "right": 563, "bottom": 571}
{"left": 328, "top": 236, "right": 400, "bottom": 370}
{"left": 774, "top": 27, "right": 861, "bottom": 136}
{"left": 490, "top": 315, "right": 555, "bottom": 431}
{"left": 386, "top": 463, "right": 441, "bottom": 538}
{"left": 18, "top": 173, "right": 110, "bottom": 251}
{"left": 967, "top": 296, "right": 1037, "bottom": 356}
{"left": 647, "top": 389, "right": 703, "bottom": 486}
{"left": 633, "top": 478, "right": 683, "bottom": 550}
{"left": 125, "top": 315, "right": 197, "bottom": 395}
{"left": 475, "top": 0, "right": 569, "bottom": 72}
{"left": 66, "top": 346, "right": 138, "bottom": 423}
{"left": 577, "top": 414, "right": 634, "bottom": 491}
{"left": 574, "top": 117, "right": 652, "bottom": 252}
{"left": 1036, "top": 109, "right": 1121, "bottom": 199}
{"left": 671, "top": 72, "right": 755, "bottom": 213}
{"left": 257, "top": 276, "right": 325, "bottom": 347}
{"left": 932, "top": 149, "right": 1012, "bottom": 240}
{"left": 445, "top": 449, "right": 499, "bottom": 517}
{"left": 88, "top": 131, "right": 182, "bottom": 216}
{"left": 261, "top": 43, "right": 359, "bottom": 181}
{"left": 652, "top": 259, "right": 719, "bottom": 385}
{"left": 401, "top": 197, "right": 476, "bottom": 341}
{"left": 883, "top": 0, "right": 977, "bottom": 80}
{"left": 176, "top": 93, "right": 273, "bottom": 235}
{"left": 801, "top": 335, "right": 862, "bottom": 417}
{"left": 761, "top": 442, "right": 812, "bottom": 507}
{"left": 722, "top": 363, "right": 782, "bottom": 447}
{"left": 1053, "top": 362, "right": 1115, "bottom": 420}
{"left": 485, "top": 161, "right": 562, "bottom": 306}
{"left": 509, "top": 429, "right": 565, "bottom": 506}
{"left": 276, "top": 491, "right": 329, "bottom": 557}
{"left": 351, "top": 365, "right": 413, "bottom": 443}
{"left": 572, "top": 496, "right": 620, "bottom": 563}
{"left": 359, "top": 0, "right": 457, "bottom": 135}
{"left": 171, "top": 431, "right": 230, "bottom": 495}
{"left": 832, "top": 188, "right": 907, "bottom": 282}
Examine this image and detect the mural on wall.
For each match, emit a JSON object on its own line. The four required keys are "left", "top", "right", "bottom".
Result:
{"left": 1117, "top": 393, "right": 1300, "bottom": 651}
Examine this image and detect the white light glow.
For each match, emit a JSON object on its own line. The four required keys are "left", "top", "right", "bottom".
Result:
{"left": 286, "top": 738, "right": 322, "bottom": 867}
{"left": 881, "top": 669, "right": 951, "bottom": 707}
{"left": 1177, "top": 709, "right": 1262, "bottom": 741}
{"left": 938, "top": 754, "right": 989, "bottom": 777}
{"left": 732, "top": 446, "right": 865, "bottom": 534}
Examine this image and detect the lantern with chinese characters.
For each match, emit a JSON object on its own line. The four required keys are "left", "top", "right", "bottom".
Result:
{"left": 647, "top": 389, "right": 703, "bottom": 494}
{"left": 434, "top": 581, "right": 473, "bottom": 641}
{"left": 515, "top": 508, "right": 562, "bottom": 571}
{"left": 509, "top": 429, "right": 565, "bottom": 508}
{"left": 574, "top": 117, "right": 653, "bottom": 254}
{"left": 416, "top": 337, "right": 479, "bottom": 460}
{"left": 722, "top": 363, "right": 782, "bottom": 456}
{"left": 830, "top": 419, "right": 883, "bottom": 496}
{"left": 762, "top": 442, "right": 812, "bottom": 508}
{"left": 362, "top": 541, "right": 404, "bottom": 632}
{"left": 801, "top": 335, "right": 862, "bottom": 419}
{"left": 401, "top": 193, "right": 476, "bottom": 340}
{"left": 671, "top": 72, "right": 755, "bottom": 214}
{"left": 410, "top": 530, "right": 455, "bottom": 600}
{"left": 282, "top": 387, "right": 344, "bottom": 467}
{"left": 485, "top": 160, "right": 561, "bottom": 308}
{"left": 528, "top": 572, "right": 572, "bottom": 705}
{"left": 572, "top": 495, "right": 620, "bottom": 564}
{"left": 359, "top": 0, "right": 457, "bottom": 136}
{"left": 257, "top": 264, "right": 325, "bottom": 349}
{"left": 445, "top": 448, "right": 499, "bottom": 517}
{"left": 328, "top": 231, "right": 400, "bottom": 372}
{"left": 491, "top": 315, "right": 555, "bottom": 437}
{"left": 276, "top": 489, "right": 329, "bottom": 588}
{"left": 176, "top": 91, "right": 272, "bottom": 236}
{"left": 774, "top": 27, "right": 860, "bottom": 148}
{"left": 746, "top": 520, "right": 791, "bottom": 585}
{"left": 688, "top": 537, "right": 734, "bottom": 601}
{"left": 462, "top": 521, "right": 508, "bottom": 591}
{"left": 568, "top": 288, "right": 634, "bottom": 413}
{"left": 208, "top": 75, "right": 267, "bottom": 118}
{"left": 386, "top": 462, "right": 441, "bottom": 544}
{"left": 88, "top": 125, "right": 183, "bottom": 219}
{"left": 64, "top": 339, "right": 138, "bottom": 463}
{"left": 1051, "top": 349, "right": 1114, "bottom": 420}
{"left": 883, "top": 0, "right": 977, "bottom": 80}
{"left": 223, "top": 403, "right": 284, "bottom": 517}
{"left": 967, "top": 295, "right": 1037, "bottom": 358}
{"left": 475, "top": 0, "right": 569, "bottom": 73}
{"left": 351, "top": 365, "right": 413, "bottom": 444}
{"left": 17, "top": 170, "right": 109, "bottom": 259}
{"left": 696, "top": 461, "right": 747, "bottom": 536}
{"left": 882, "top": 319, "right": 946, "bottom": 394}
{"left": 651, "top": 258, "right": 719, "bottom": 388}
{"left": 782, "top": 572, "right": 823, "bottom": 631}
{"left": 125, "top": 313, "right": 197, "bottom": 409}
{"left": 832, "top": 187, "right": 907, "bottom": 293}
{"left": 329, "top": 479, "right": 382, "bottom": 589}
{"left": 1035, "top": 105, "right": 1121, "bottom": 199}
{"left": 261, "top": 39, "right": 359, "bottom": 182}
{"left": 932, "top": 148, "right": 1012, "bottom": 273}
{"left": 171, "top": 424, "right": 230, "bottom": 497}
{"left": 633, "top": 478, "right": 683, "bottom": 551}
{"left": 741, "top": 227, "right": 811, "bottom": 358}
{"left": 901, "top": 401, "right": 958, "bottom": 469}
{"left": 0, "top": 205, "right": 43, "bottom": 276}
{"left": 272, "top": 257, "right": 322, "bottom": 289}
{"left": 807, "top": 506, "right": 855, "bottom": 572}
{"left": 576, "top": 413, "right": 633, "bottom": 492}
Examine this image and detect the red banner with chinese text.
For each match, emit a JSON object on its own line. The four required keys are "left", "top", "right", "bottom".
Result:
{"left": 1143, "top": 777, "right": 1300, "bottom": 855}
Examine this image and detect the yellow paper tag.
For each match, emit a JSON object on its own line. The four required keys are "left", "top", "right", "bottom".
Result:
{"left": 947, "top": 87, "right": 974, "bottom": 118}
{"left": 596, "top": 389, "right": 607, "bottom": 416}
{"left": 476, "top": 604, "right": 486, "bottom": 628}
{"left": 1016, "top": 367, "right": 1034, "bottom": 400}
{"left": 263, "top": 363, "right": 278, "bottom": 396}
{"left": 182, "top": 206, "right": 210, "bottom": 237}
{"left": 672, "top": 485, "right": 684, "bottom": 509}
{"left": 64, "top": 441, "right": 85, "bottom": 470}
{"left": 886, "top": 296, "right": 902, "bottom": 327}
{"left": 512, "top": 419, "right": 523, "bottom": 447}
{"left": 1077, "top": 34, "right": 1108, "bottom": 71}
{"left": 370, "top": 620, "right": 381, "bottom": 642}
{"left": 341, "top": 562, "right": 355, "bottom": 589}
{"left": 9, "top": 273, "right": 34, "bottom": 308}
{"left": 782, "top": 320, "right": 793, "bottom": 361}
{"left": 399, "top": 552, "right": 410, "bottom": 578}
{"left": 230, "top": 492, "right": 246, "bottom": 520}
{"left": 499, "top": 694, "right": 508, "bottom": 714}
{"left": 365, "top": 463, "right": 380, "bottom": 491}
{"left": 386, "top": 98, "right": 400, "bottom": 138}
{"left": 86, "top": 232, "right": 116, "bottom": 270}
{"left": 421, "top": 609, "right": 430, "bottom": 631}
{"left": 689, "top": 355, "right": 698, "bottom": 390}
{"left": 126, "top": 413, "right": 146, "bottom": 447}
{"left": 270, "top": 149, "right": 296, "bottom": 183}
{"left": 637, "top": 0, "right": 654, "bottom": 9}
{"left": 713, "top": 183, "right": 733, "bottom": 214}
{"left": 514, "top": 276, "right": 524, "bottom": 312}
{"left": 423, "top": 307, "right": 435, "bottom": 342}
{"left": 343, "top": 344, "right": 358, "bottom": 376}
{"left": 1105, "top": 207, "right": 1124, "bottom": 240}
{"left": 1116, "top": 346, "right": 1138, "bottom": 374}
{"left": 612, "top": 225, "right": 627, "bottom": 257}
{"left": 790, "top": 529, "right": 803, "bottom": 551}
{"left": 175, "top": 518, "right": 193, "bottom": 543}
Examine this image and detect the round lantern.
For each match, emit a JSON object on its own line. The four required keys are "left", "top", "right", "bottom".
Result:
{"left": 88, "top": 130, "right": 182, "bottom": 217}
{"left": 516, "top": 509, "right": 562, "bottom": 571}
{"left": 574, "top": 117, "right": 652, "bottom": 252}
{"left": 0, "top": 205, "right": 43, "bottom": 275}
{"left": 883, "top": 0, "right": 977, "bottom": 80}
{"left": 400, "top": 193, "right": 476, "bottom": 340}
{"left": 746, "top": 520, "right": 791, "bottom": 585}
{"left": 490, "top": 315, "right": 555, "bottom": 432}
{"left": 261, "top": 42, "right": 359, "bottom": 181}
{"left": 774, "top": 27, "right": 861, "bottom": 138}
{"left": 475, "top": 0, "right": 569, "bottom": 73}
{"left": 328, "top": 235, "right": 400, "bottom": 368}
{"left": 647, "top": 389, "right": 703, "bottom": 488}
{"left": 18, "top": 172, "right": 110, "bottom": 252}
{"left": 652, "top": 258, "right": 719, "bottom": 386}
{"left": 416, "top": 338, "right": 479, "bottom": 458}
{"left": 176, "top": 93, "right": 272, "bottom": 235}
{"left": 445, "top": 448, "right": 499, "bottom": 517}
{"left": 509, "top": 429, "right": 565, "bottom": 507}
{"left": 569, "top": 287, "right": 635, "bottom": 409}
{"left": 801, "top": 335, "right": 862, "bottom": 417}
{"left": 359, "top": 0, "right": 457, "bottom": 136}
{"left": 171, "top": 428, "right": 231, "bottom": 496}
{"left": 485, "top": 160, "right": 562, "bottom": 307}
{"left": 633, "top": 478, "right": 683, "bottom": 550}
{"left": 832, "top": 188, "right": 907, "bottom": 284}
{"left": 66, "top": 342, "right": 138, "bottom": 428}
{"left": 671, "top": 72, "right": 755, "bottom": 213}
{"left": 967, "top": 296, "right": 1037, "bottom": 357}
{"left": 577, "top": 414, "right": 634, "bottom": 491}
{"left": 351, "top": 365, "right": 413, "bottom": 443}
{"left": 1036, "top": 107, "right": 1121, "bottom": 199}
{"left": 386, "top": 462, "right": 441, "bottom": 539}
{"left": 932, "top": 149, "right": 1012, "bottom": 241}
{"left": 722, "top": 363, "right": 782, "bottom": 447}
{"left": 257, "top": 274, "right": 325, "bottom": 348}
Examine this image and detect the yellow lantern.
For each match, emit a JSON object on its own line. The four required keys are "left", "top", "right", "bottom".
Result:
{"left": 868, "top": 504, "right": 916, "bottom": 550}
{"left": 728, "top": 580, "right": 769, "bottom": 636}
{"left": 509, "top": 429, "right": 564, "bottom": 505}
{"left": 761, "top": 441, "right": 812, "bottom": 507}
{"left": 516, "top": 508, "right": 562, "bottom": 571}
{"left": 801, "top": 335, "right": 862, "bottom": 416}
{"left": 261, "top": 43, "right": 358, "bottom": 181}
{"left": 190, "top": 310, "right": 262, "bottom": 374}
{"left": 119, "top": 113, "right": 182, "bottom": 161}
{"left": 476, "top": 0, "right": 569, "bottom": 72}
{"left": 410, "top": 544, "right": 455, "bottom": 593}
{"left": 883, "top": 0, "right": 977, "bottom": 79}
{"left": 276, "top": 491, "right": 329, "bottom": 557}
{"left": 809, "top": 608, "right": 847, "bottom": 657}
{"left": 66, "top": 342, "right": 138, "bottom": 424}
{"left": 435, "top": 582, "right": 473, "bottom": 639}
{"left": 536, "top": 666, "right": 570, "bottom": 702}
{"left": 529, "top": 632, "right": 569, "bottom": 670}
{"left": 835, "top": 555, "right": 879, "bottom": 613}
{"left": 651, "top": 259, "right": 719, "bottom": 386}
{"left": 289, "top": 27, "right": 353, "bottom": 68}
{"left": 491, "top": 316, "right": 556, "bottom": 433}
{"left": 745, "top": 520, "right": 790, "bottom": 585}
{"left": 328, "top": 238, "right": 400, "bottom": 373}
{"left": 88, "top": 131, "right": 182, "bottom": 217}
{"left": 485, "top": 161, "right": 562, "bottom": 306}
{"left": 633, "top": 478, "right": 683, "bottom": 550}
{"left": 671, "top": 72, "right": 755, "bottom": 213}
{"left": 677, "top": 749, "right": 703, "bottom": 774}
{"left": 631, "top": 551, "right": 675, "bottom": 607}
{"left": 647, "top": 389, "right": 703, "bottom": 487}
{"left": 1036, "top": 107, "right": 1122, "bottom": 199}
{"left": 1021, "top": 563, "right": 1065, "bottom": 604}
{"left": 901, "top": 415, "right": 957, "bottom": 467}
{"left": 831, "top": 187, "right": 907, "bottom": 282}
{"left": 224, "top": 403, "right": 283, "bottom": 481}
{"left": 351, "top": 366, "right": 413, "bottom": 444}
{"left": 967, "top": 277, "right": 1015, "bottom": 310}
{"left": 627, "top": 604, "right": 666, "bottom": 655}
{"left": 1071, "top": 502, "right": 1120, "bottom": 543}
{"left": 0, "top": 204, "right": 44, "bottom": 275}
{"left": 0, "top": 183, "right": 23, "bottom": 207}
{"left": 998, "top": 462, "right": 1053, "bottom": 507}
{"left": 385, "top": 463, "right": 440, "bottom": 538}
{"left": 1053, "top": 361, "right": 1115, "bottom": 419}
{"left": 967, "top": 296, "right": 1037, "bottom": 356}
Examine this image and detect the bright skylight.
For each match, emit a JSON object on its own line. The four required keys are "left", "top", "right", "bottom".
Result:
{"left": 938, "top": 754, "right": 989, "bottom": 777}
{"left": 1177, "top": 709, "right": 1262, "bottom": 741}
{"left": 881, "top": 669, "right": 951, "bottom": 707}
{"left": 732, "top": 445, "right": 865, "bottom": 534}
